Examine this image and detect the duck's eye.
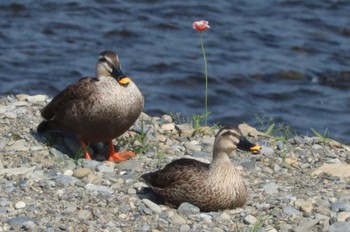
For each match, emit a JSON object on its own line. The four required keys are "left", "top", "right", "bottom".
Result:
{"left": 99, "top": 57, "right": 107, "bottom": 62}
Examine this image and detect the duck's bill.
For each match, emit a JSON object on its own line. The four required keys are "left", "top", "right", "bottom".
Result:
{"left": 237, "top": 137, "right": 261, "bottom": 154}
{"left": 118, "top": 76, "right": 132, "bottom": 85}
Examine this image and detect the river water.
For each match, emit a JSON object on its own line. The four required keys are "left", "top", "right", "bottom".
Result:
{"left": 1, "top": 0, "right": 350, "bottom": 143}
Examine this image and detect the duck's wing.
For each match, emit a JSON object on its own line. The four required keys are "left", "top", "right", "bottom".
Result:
{"left": 40, "top": 77, "right": 98, "bottom": 120}
{"left": 141, "top": 158, "right": 209, "bottom": 189}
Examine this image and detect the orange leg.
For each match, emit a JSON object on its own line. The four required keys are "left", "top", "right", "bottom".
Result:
{"left": 107, "top": 140, "right": 136, "bottom": 162}
{"left": 79, "top": 140, "right": 92, "bottom": 160}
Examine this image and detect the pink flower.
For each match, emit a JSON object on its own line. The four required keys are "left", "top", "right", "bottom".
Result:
{"left": 192, "top": 20, "right": 210, "bottom": 32}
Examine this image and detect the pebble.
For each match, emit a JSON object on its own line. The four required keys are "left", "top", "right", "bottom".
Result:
{"left": 30, "top": 145, "right": 44, "bottom": 151}
{"left": 5, "top": 112, "right": 17, "bottom": 119}
{"left": 211, "top": 228, "right": 224, "bottom": 232}
{"left": 161, "top": 123, "right": 175, "bottom": 131}
{"left": 16, "top": 94, "right": 29, "bottom": 101}
{"left": 0, "top": 166, "right": 36, "bottom": 177}
{"left": 75, "top": 159, "right": 96, "bottom": 169}
{"left": 142, "top": 199, "right": 162, "bottom": 214}
{"left": 329, "top": 222, "right": 350, "bottom": 232}
{"left": 54, "top": 175, "right": 79, "bottom": 186}
{"left": 84, "top": 183, "right": 114, "bottom": 194}
{"left": 293, "top": 219, "right": 319, "bottom": 232}
{"left": 184, "top": 141, "right": 201, "bottom": 153}
{"left": 15, "top": 201, "right": 26, "bottom": 209}
{"left": 177, "top": 202, "right": 200, "bottom": 215}
{"left": 5, "top": 139, "right": 28, "bottom": 151}
{"left": 312, "top": 144, "right": 323, "bottom": 151}
{"left": 300, "top": 202, "right": 313, "bottom": 213}
{"left": 241, "top": 160, "right": 256, "bottom": 169}
{"left": 115, "top": 159, "right": 142, "bottom": 171}
{"left": 216, "top": 212, "right": 231, "bottom": 221}
{"left": 201, "top": 137, "right": 215, "bottom": 146}
{"left": 127, "top": 188, "right": 137, "bottom": 194}
{"left": 192, "top": 151, "right": 210, "bottom": 159}
{"left": 176, "top": 123, "right": 194, "bottom": 137}
{"left": 260, "top": 146, "right": 275, "bottom": 156}
{"left": 7, "top": 217, "right": 37, "bottom": 226}
{"left": 26, "top": 94, "right": 47, "bottom": 103}
{"left": 331, "top": 202, "right": 350, "bottom": 212}
{"left": 63, "top": 205, "right": 77, "bottom": 214}
{"left": 312, "top": 163, "right": 350, "bottom": 178}
{"left": 243, "top": 215, "right": 257, "bottom": 225}
{"left": 338, "top": 211, "right": 350, "bottom": 221}
{"left": 293, "top": 136, "right": 305, "bottom": 144}
{"left": 22, "top": 220, "right": 36, "bottom": 230}
{"left": 73, "top": 168, "right": 92, "bottom": 178}
{"left": 283, "top": 206, "right": 302, "bottom": 217}
{"left": 96, "top": 162, "right": 115, "bottom": 173}
{"left": 179, "top": 224, "right": 191, "bottom": 232}
{"left": 171, "top": 214, "right": 187, "bottom": 225}
{"left": 161, "top": 114, "right": 173, "bottom": 123}
{"left": 263, "top": 182, "right": 279, "bottom": 195}
{"left": 63, "top": 170, "right": 73, "bottom": 176}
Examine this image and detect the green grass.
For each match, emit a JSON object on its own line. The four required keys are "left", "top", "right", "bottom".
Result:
{"left": 192, "top": 112, "right": 211, "bottom": 129}
{"left": 156, "top": 147, "right": 166, "bottom": 168}
{"left": 170, "top": 112, "right": 213, "bottom": 130}
{"left": 311, "top": 128, "right": 331, "bottom": 144}
{"left": 170, "top": 112, "right": 191, "bottom": 125}
{"left": 73, "top": 146, "right": 85, "bottom": 164}
{"left": 250, "top": 215, "right": 271, "bottom": 232}
{"left": 132, "top": 118, "right": 154, "bottom": 155}
{"left": 255, "top": 114, "right": 293, "bottom": 142}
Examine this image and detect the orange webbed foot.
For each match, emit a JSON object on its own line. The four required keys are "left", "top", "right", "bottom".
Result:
{"left": 107, "top": 140, "right": 136, "bottom": 162}
{"left": 80, "top": 140, "right": 92, "bottom": 160}
{"left": 108, "top": 151, "right": 136, "bottom": 162}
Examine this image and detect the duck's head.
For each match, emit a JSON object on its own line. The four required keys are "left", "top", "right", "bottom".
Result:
{"left": 214, "top": 126, "right": 261, "bottom": 155}
{"left": 96, "top": 50, "right": 132, "bottom": 85}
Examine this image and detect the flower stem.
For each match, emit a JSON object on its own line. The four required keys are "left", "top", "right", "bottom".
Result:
{"left": 200, "top": 31, "right": 208, "bottom": 125}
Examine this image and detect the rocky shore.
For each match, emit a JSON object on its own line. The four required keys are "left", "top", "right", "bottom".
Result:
{"left": 1, "top": 94, "right": 350, "bottom": 232}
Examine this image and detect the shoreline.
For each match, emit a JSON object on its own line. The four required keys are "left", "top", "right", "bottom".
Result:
{"left": 1, "top": 94, "right": 350, "bottom": 231}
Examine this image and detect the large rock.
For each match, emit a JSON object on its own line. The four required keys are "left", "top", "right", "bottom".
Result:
{"left": 312, "top": 163, "right": 350, "bottom": 179}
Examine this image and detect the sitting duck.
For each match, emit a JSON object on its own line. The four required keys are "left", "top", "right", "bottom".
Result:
{"left": 141, "top": 126, "right": 261, "bottom": 211}
{"left": 37, "top": 50, "right": 144, "bottom": 162}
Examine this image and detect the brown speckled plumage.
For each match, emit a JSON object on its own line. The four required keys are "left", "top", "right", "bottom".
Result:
{"left": 38, "top": 51, "right": 144, "bottom": 160}
{"left": 141, "top": 126, "right": 261, "bottom": 211}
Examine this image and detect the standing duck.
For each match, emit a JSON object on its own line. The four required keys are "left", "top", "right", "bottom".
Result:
{"left": 141, "top": 126, "right": 261, "bottom": 211}
{"left": 37, "top": 51, "right": 144, "bottom": 162}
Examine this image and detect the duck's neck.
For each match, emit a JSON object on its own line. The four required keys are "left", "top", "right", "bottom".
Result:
{"left": 210, "top": 151, "right": 232, "bottom": 170}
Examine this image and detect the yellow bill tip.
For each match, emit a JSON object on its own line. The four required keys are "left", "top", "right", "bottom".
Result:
{"left": 118, "top": 77, "right": 132, "bottom": 85}
{"left": 250, "top": 145, "right": 262, "bottom": 154}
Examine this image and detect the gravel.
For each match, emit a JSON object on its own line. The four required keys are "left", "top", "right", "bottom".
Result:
{"left": 1, "top": 94, "right": 350, "bottom": 231}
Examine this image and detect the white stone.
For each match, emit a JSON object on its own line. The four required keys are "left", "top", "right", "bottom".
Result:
{"left": 171, "top": 214, "right": 187, "bottom": 225}
{"left": 142, "top": 199, "right": 162, "bottom": 214}
{"left": 161, "top": 114, "right": 173, "bottom": 123}
{"left": 15, "top": 201, "right": 26, "bottom": 209}
{"left": 312, "top": 163, "right": 350, "bottom": 178}
{"left": 63, "top": 170, "right": 73, "bottom": 176}
{"left": 97, "top": 162, "right": 115, "bottom": 173}
{"left": 4, "top": 112, "right": 17, "bottom": 119}
{"left": 243, "top": 215, "right": 257, "bottom": 225}
{"left": 26, "top": 94, "right": 47, "bottom": 103}
{"left": 0, "top": 166, "right": 35, "bottom": 177}
{"left": 216, "top": 212, "right": 231, "bottom": 221}
{"left": 5, "top": 139, "right": 28, "bottom": 152}
{"left": 263, "top": 182, "right": 279, "bottom": 195}
{"left": 161, "top": 123, "right": 175, "bottom": 131}
{"left": 338, "top": 212, "right": 350, "bottom": 221}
